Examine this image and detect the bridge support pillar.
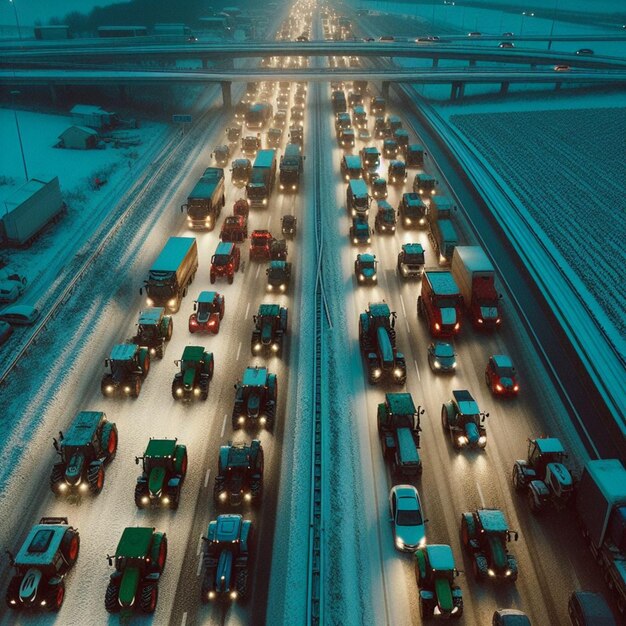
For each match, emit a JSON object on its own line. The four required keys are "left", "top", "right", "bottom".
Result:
{"left": 500, "top": 82, "right": 509, "bottom": 95}
{"left": 221, "top": 81, "right": 232, "bottom": 108}
{"left": 432, "top": 57, "right": 439, "bottom": 68}
{"left": 450, "top": 81, "right": 464, "bottom": 100}
{"left": 382, "top": 80, "right": 391, "bottom": 100}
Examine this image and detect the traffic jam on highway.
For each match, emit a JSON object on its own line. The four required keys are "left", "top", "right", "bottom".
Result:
{"left": 2, "top": 1, "right": 624, "bottom": 625}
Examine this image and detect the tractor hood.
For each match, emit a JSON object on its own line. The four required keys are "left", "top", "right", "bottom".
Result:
{"left": 361, "top": 267, "right": 375, "bottom": 279}
{"left": 216, "top": 550, "right": 234, "bottom": 593}
{"left": 546, "top": 462, "right": 573, "bottom": 488}
{"left": 434, "top": 577, "right": 453, "bottom": 614}
{"left": 65, "top": 452, "right": 86, "bottom": 485}
{"left": 119, "top": 566, "right": 140, "bottom": 608}
{"left": 197, "top": 307, "right": 210, "bottom": 324}
{"left": 377, "top": 326, "right": 394, "bottom": 368}
{"left": 229, "top": 474, "right": 244, "bottom": 505}
{"left": 149, "top": 466, "right": 166, "bottom": 496}
{"left": 261, "top": 322, "right": 273, "bottom": 345}
{"left": 246, "top": 392, "right": 261, "bottom": 418}
{"left": 499, "top": 376, "right": 514, "bottom": 390}
{"left": 19, "top": 568, "right": 42, "bottom": 604}
{"left": 465, "top": 421, "right": 479, "bottom": 445}
{"left": 487, "top": 535, "right": 507, "bottom": 571}
{"left": 183, "top": 368, "right": 196, "bottom": 389}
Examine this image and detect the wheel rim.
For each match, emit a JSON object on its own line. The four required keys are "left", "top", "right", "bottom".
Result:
{"left": 108, "top": 430, "right": 117, "bottom": 455}
{"left": 56, "top": 585, "right": 65, "bottom": 608}
{"left": 181, "top": 455, "right": 188, "bottom": 476}
{"left": 97, "top": 468, "right": 104, "bottom": 490}
{"left": 68, "top": 535, "right": 78, "bottom": 560}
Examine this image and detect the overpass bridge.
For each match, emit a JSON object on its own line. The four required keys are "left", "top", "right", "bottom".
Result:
{"left": 3, "top": 66, "right": 626, "bottom": 104}
{"left": 2, "top": 40, "right": 626, "bottom": 72}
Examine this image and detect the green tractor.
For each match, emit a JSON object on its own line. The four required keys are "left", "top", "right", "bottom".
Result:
{"left": 105, "top": 527, "right": 167, "bottom": 616}
{"left": 101, "top": 344, "right": 150, "bottom": 398}
{"left": 130, "top": 307, "right": 173, "bottom": 359}
{"left": 415, "top": 544, "right": 463, "bottom": 620}
{"left": 172, "top": 346, "right": 214, "bottom": 401}
{"left": 50, "top": 411, "right": 118, "bottom": 497}
{"left": 134, "top": 439, "right": 188, "bottom": 509}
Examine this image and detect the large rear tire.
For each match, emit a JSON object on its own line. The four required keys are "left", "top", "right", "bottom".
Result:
{"left": 61, "top": 530, "right": 80, "bottom": 568}
{"left": 140, "top": 584, "right": 158, "bottom": 613}
{"left": 105, "top": 582, "right": 120, "bottom": 613}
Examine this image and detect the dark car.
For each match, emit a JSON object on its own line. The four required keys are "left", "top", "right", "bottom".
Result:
{"left": 485, "top": 354, "right": 519, "bottom": 396}
{"left": 576, "top": 48, "right": 594, "bottom": 55}
{"left": 499, "top": 41, "right": 515, "bottom": 49}
{"left": 492, "top": 609, "right": 531, "bottom": 626}
{"left": 428, "top": 342, "right": 456, "bottom": 373}
{"left": 568, "top": 592, "right": 616, "bottom": 626}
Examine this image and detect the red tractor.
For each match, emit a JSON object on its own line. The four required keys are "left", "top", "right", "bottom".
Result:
{"left": 233, "top": 198, "right": 250, "bottom": 221}
{"left": 189, "top": 291, "right": 225, "bottom": 334}
{"left": 210, "top": 242, "right": 241, "bottom": 284}
{"left": 249, "top": 230, "right": 275, "bottom": 261}
{"left": 220, "top": 215, "right": 248, "bottom": 242}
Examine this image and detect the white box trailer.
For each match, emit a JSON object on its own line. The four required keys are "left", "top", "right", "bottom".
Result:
{"left": 1, "top": 177, "right": 65, "bottom": 247}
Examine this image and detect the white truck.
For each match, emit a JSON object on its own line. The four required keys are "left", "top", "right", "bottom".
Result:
{"left": 451, "top": 246, "right": 501, "bottom": 329}
{"left": 1, "top": 177, "right": 65, "bottom": 247}
{"left": 576, "top": 459, "right": 626, "bottom": 615}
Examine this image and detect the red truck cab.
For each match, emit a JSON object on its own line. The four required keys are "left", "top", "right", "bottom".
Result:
{"left": 189, "top": 291, "right": 225, "bottom": 334}
{"left": 417, "top": 271, "right": 463, "bottom": 337}
{"left": 249, "top": 230, "right": 274, "bottom": 261}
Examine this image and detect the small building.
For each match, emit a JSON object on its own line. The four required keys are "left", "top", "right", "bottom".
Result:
{"left": 97, "top": 25, "right": 147, "bottom": 38}
{"left": 70, "top": 105, "right": 117, "bottom": 130}
{"left": 34, "top": 25, "right": 70, "bottom": 40}
{"left": 57, "top": 126, "right": 99, "bottom": 150}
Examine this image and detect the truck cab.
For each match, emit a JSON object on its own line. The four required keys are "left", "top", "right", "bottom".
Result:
{"left": 338, "top": 128, "right": 355, "bottom": 148}
{"left": 347, "top": 179, "right": 371, "bottom": 218}
{"left": 418, "top": 271, "right": 463, "bottom": 337}
{"left": 341, "top": 155, "right": 363, "bottom": 181}
{"left": 279, "top": 143, "right": 305, "bottom": 191}
{"left": 398, "top": 192, "right": 427, "bottom": 228}
{"left": 231, "top": 159, "right": 252, "bottom": 187}
{"left": 406, "top": 144, "right": 425, "bottom": 168}
{"left": 360, "top": 146, "right": 380, "bottom": 171}
{"left": 414, "top": 172, "right": 437, "bottom": 196}
{"left": 352, "top": 105, "right": 368, "bottom": 130}
{"left": 388, "top": 160, "right": 407, "bottom": 185}
{"left": 210, "top": 242, "right": 240, "bottom": 284}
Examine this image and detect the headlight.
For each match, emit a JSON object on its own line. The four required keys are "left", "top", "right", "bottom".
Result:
{"left": 194, "top": 388, "right": 201, "bottom": 396}
{"left": 187, "top": 219, "right": 193, "bottom": 226}
{"left": 435, "top": 323, "right": 440, "bottom": 330}
{"left": 208, "top": 591, "right": 216, "bottom": 600}
{"left": 280, "top": 284, "right": 286, "bottom": 292}
{"left": 267, "top": 284, "right": 273, "bottom": 291}
{"left": 80, "top": 483, "right": 89, "bottom": 492}
{"left": 478, "top": 318, "right": 484, "bottom": 324}
{"left": 496, "top": 384, "right": 503, "bottom": 392}
{"left": 263, "top": 199, "right": 267, "bottom": 205}
{"left": 457, "top": 436, "right": 468, "bottom": 446}
{"left": 259, "top": 416, "right": 267, "bottom": 425}
{"left": 244, "top": 493, "right": 252, "bottom": 502}
{"left": 149, "top": 348, "right": 156, "bottom": 355}
{"left": 292, "top": 185, "right": 297, "bottom": 190}
{"left": 418, "top": 537, "right": 427, "bottom": 548}
{"left": 505, "top": 569, "right": 512, "bottom": 576}
{"left": 434, "top": 361, "right": 441, "bottom": 369}
{"left": 41, "top": 600, "right": 47, "bottom": 606}
{"left": 146, "top": 298, "right": 154, "bottom": 306}
{"left": 142, "top": 496, "right": 149, "bottom": 504}
{"left": 124, "top": 386, "right": 131, "bottom": 393}
{"left": 219, "top": 492, "right": 227, "bottom": 501}
{"left": 393, "top": 368, "right": 403, "bottom": 378}
{"left": 454, "top": 322, "right": 460, "bottom": 330}
{"left": 162, "top": 496, "right": 170, "bottom": 505}
{"left": 513, "top": 384, "right": 519, "bottom": 392}
{"left": 358, "top": 274, "right": 364, "bottom": 282}
{"left": 205, "top": 220, "right": 211, "bottom": 226}
{"left": 176, "top": 388, "right": 183, "bottom": 396}
{"left": 105, "top": 385, "right": 114, "bottom": 393}
{"left": 168, "top": 298, "right": 177, "bottom": 307}
{"left": 271, "top": 343, "right": 280, "bottom": 352}
{"left": 488, "top": 569, "right": 496, "bottom": 577}
{"left": 238, "top": 416, "right": 245, "bottom": 424}
{"left": 367, "top": 238, "right": 371, "bottom": 243}
{"left": 395, "top": 537, "right": 404, "bottom": 550}
{"left": 478, "top": 436, "right": 487, "bottom": 445}
{"left": 59, "top": 483, "right": 67, "bottom": 492}
{"left": 353, "top": 238, "right": 358, "bottom": 244}
{"left": 230, "top": 591, "right": 238, "bottom": 600}
{"left": 254, "top": 343, "right": 262, "bottom": 352}
{"left": 372, "top": 368, "right": 381, "bottom": 378}
{"left": 280, "top": 184, "right": 284, "bottom": 190}
{"left": 405, "top": 218, "right": 411, "bottom": 225}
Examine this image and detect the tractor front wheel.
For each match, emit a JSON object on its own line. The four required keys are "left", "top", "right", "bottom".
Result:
{"left": 236, "top": 569, "right": 248, "bottom": 602}
{"left": 61, "top": 530, "right": 80, "bottom": 568}
{"left": 140, "top": 584, "right": 158, "bottom": 613}
{"left": 105, "top": 582, "right": 120, "bottom": 613}
{"left": 132, "top": 377, "right": 142, "bottom": 398}
{"left": 47, "top": 579, "right": 65, "bottom": 612}
{"left": 88, "top": 464, "right": 105, "bottom": 494}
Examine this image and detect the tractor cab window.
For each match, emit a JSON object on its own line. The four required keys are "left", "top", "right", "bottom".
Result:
{"left": 138, "top": 324, "right": 157, "bottom": 341}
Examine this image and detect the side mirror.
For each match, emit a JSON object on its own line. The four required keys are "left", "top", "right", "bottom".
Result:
{"left": 424, "top": 518, "right": 429, "bottom": 524}
{"left": 174, "top": 360, "right": 180, "bottom": 367}
{"left": 107, "top": 555, "right": 113, "bottom": 567}
{"left": 193, "top": 302, "right": 197, "bottom": 311}
{"left": 135, "top": 456, "right": 140, "bottom": 465}
{"left": 53, "top": 438, "right": 60, "bottom": 453}
{"left": 104, "top": 359, "right": 110, "bottom": 368}
{"left": 58, "top": 430, "right": 64, "bottom": 441}
{"left": 139, "top": 287, "right": 143, "bottom": 295}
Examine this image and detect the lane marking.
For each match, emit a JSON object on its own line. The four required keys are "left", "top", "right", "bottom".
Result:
{"left": 221, "top": 412, "right": 228, "bottom": 438}
{"left": 405, "top": 319, "right": 411, "bottom": 336}
{"left": 414, "top": 359, "right": 421, "bottom": 382}
{"left": 245, "top": 301, "right": 250, "bottom": 319}
{"left": 236, "top": 341, "right": 242, "bottom": 361}
{"left": 255, "top": 264, "right": 260, "bottom": 279}
{"left": 196, "top": 533, "right": 203, "bottom": 556}
{"left": 476, "top": 482, "right": 486, "bottom": 508}
{"left": 196, "top": 555, "right": 203, "bottom": 577}
{"left": 181, "top": 612, "right": 187, "bottom": 626}
{"left": 267, "top": 214, "right": 272, "bottom": 227}
{"left": 400, "top": 294, "right": 407, "bottom": 318}
{"left": 204, "top": 468, "right": 211, "bottom": 488}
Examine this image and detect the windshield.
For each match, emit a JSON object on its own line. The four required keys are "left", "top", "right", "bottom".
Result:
{"left": 397, "top": 509, "right": 422, "bottom": 526}
{"left": 496, "top": 366, "right": 514, "bottom": 377}
{"left": 268, "top": 267, "right": 285, "bottom": 278}
{"left": 435, "top": 297, "right": 458, "bottom": 308}
{"left": 138, "top": 325, "right": 157, "bottom": 341}
{"left": 212, "top": 255, "right": 230, "bottom": 266}
{"left": 436, "top": 344, "right": 455, "bottom": 358}
{"left": 146, "top": 284, "right": 175, "bottom": 298}
{"left": 361, "top": 260, "right": 375, "bottom": 269}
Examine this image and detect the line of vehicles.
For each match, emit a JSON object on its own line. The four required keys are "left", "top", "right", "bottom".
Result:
{"left": 3, "top": 5, "right": 312, "bottom": 610}
{"left": 326, "top": 13, "right": 624, "bottom": 621}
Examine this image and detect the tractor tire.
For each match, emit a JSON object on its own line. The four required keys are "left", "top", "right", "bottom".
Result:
{"left": 155, "top": 344, "right": 164, "bottom": 360}
{"left": 164, "top": 317, "right": 173, "bottom": 340}
{"left": 140, "top": 583, "right": 158, "bottom": 613}
{"left": 88, "top": 463, "right": 105, "bottom": 494}
{"left": 174, "top": 446, "right": 188, "bottom": 478}
{"left": 60, "top": 530, "right": 80, "bottom": 569}
{"left": 527, "top": 488, "right": 543, "bottom": 515}
{"left": 228, "top": 273, "right": 234, "bottom": 285}
{"left": 104, "top": 582, "right": 120, "bottom": 613}
{"left": 473, "top": 555, "right": 489, "bottom": 581}
{"left": 132, "top": 376, "right": 142, "bottom": 398}
{"left": 212, "top": 318, "right": 220, "bottom": 335}
{"left": 172, "top": 381, "right": 181, "bottom": 400}
{"left": 507, "top": 555, "right": 518, "bottom": 582}
{"left": 419, "top": 596, "right": 434, "bottom": 619}
{"left": 150, "top": 533, "right": 167, "bottom": 574}
{"left": 417, "top": 296, "right": 424, "bottom": 318}
{"left": 250, "top": 479, "right": 263, "bottom": 505}
{"left": 235, "top": 569, "right": 248, "bottom": 601}
{"left": 50, "top": 464, "right": 65, "bottom": 495}
{"left": 200, "top": 573, "right": 212, "bottom": 604}
{"left": 484, "top": 370, "right": 491, "bottom": 390}
{"left": 140, "top": 350, "right": 151, "bottom": 375}
{"left": 512, "top": 466, "right": 524, "bottom": 492}
{"left": 5, "top": 577, "right": 21, "bottom": 610}
{"left": 46, "top": 579, "right": 65, "bottom": 612}
{"left": 210, "top": 274, "right": 216, "bottom": 284}
{"left": 460, "top": 513, "right": 476, "bottom": 550}
{"left": 101, "top": 422, "right": 118, "bottom": 461}
{"left": 169, "top": 485, "right": 181, "bottom": 510}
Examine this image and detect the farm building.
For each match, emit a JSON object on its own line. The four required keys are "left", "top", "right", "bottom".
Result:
{"left": 70, "top": 105, "right": 118, "bottom": 130}
{"left": 57, "top": 126, "right": 99, "bottom": 150}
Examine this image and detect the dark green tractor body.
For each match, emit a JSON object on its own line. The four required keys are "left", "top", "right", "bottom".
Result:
{"left": 172, "top": 345, "right": 214, "bottom": 401}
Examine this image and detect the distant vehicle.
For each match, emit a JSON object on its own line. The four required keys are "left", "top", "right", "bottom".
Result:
{"left": 0, "top": 320, "right": 13, "bottom": 345}
{"left": 379, "top": 35, "right": 395, "bottom": 42}
{"left": 428, "top": 341, "right": 456, "bottom": 373}
{"left": 499, "top": 41, "right": 514, "bottom": 48}
{"left": 554, "top": 64, "right": 570, "bottom": 71}
{"left": 576, "top": 48, "right": 594, "bottom": 55}
{"left": 492, "top": 609, "right": 530, "bottom": 626}
{"left": 389, "top": 485, "right": 426, "bottom": 552}
{"left": 568, "top": 591, "right": 617, "bottom": 626}
{"left": 468, "top": 31, "right": 482, "bottom": 37}
{"left": 485, "top": 354, "right": 519, "bottom": 395}
{"left": 0, "top": 304, "right": 40, "bottom": 326}
{"left": 502, "top": 32, "right": 514, "bottom": 37}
